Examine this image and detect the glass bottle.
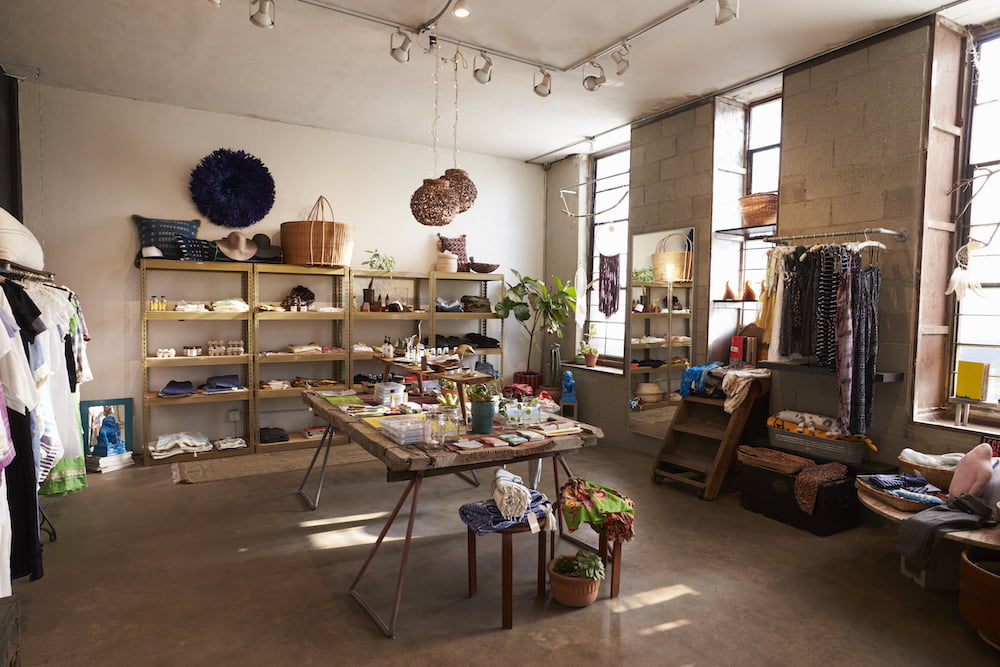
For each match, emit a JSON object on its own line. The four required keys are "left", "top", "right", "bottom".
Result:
{"left": 422, "top": 413, "right": 447, "bottom": 451}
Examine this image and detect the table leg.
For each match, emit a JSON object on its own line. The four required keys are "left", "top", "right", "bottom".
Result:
{"left": 349, "top": 472, "right": 424, "bottom": 638}
{"left": 457, "top": 381, "right": 469, "bottom": 423}
{"left": 296, "top": 426, "right": 335, "bottom": 511}
{"left": 502, "top": 530, "right": 513, "bottom": 629}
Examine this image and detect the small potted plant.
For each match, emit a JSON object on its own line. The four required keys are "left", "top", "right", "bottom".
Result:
{"left": 579, "top": 324, "right": 599, "bottom": 367}
{"left": 547, "top": 549, "right": 605, "bottom": 607}
{"left": 360, "top": 249, "right": 396, "bottom": 308}
{"left": 466, "top": 381, "right": 501, "bottom": 434}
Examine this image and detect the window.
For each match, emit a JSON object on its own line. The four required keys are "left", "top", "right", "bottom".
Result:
{"left": 954, "top": 33, "right": 1000, "bottom": 406}
{"left": 747, "top": 97, "right": 782, "bottom": 194}
{"left": 585, "top": 149, "right": 630, "bottom": 358}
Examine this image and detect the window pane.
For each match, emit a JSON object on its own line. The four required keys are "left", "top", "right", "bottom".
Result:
{"left": 975, "top": 37, "right": 1000, "bottom": 105}
{"left": 750, "top": 147, "right": 780, "bottom": 193}
{"left": 969, "top": 101, "right": 1000, "bottom": 164}
{"left": 748, "top": 98, "right": 782, "bottom": 149}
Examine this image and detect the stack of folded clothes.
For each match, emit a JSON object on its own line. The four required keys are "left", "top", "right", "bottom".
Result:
{"left": 149, "top": 432, "right": 212, "bottom": 459}
{"left": 158, "top": 380, "right": 196, "bottom": 398}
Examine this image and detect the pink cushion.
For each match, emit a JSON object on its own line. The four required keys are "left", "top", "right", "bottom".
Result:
{"left": 437, "top": 234, "right": 469, "bottom": 271}
{"left": 949, "top": 442, "right": 995, "bottom": 497}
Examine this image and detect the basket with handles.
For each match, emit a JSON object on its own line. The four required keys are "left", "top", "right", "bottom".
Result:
{"left": 280, "top": 195, "right": 355, "bottom": 267}
{"left": 652, "top": 233, "right": 692, "bottom": 282}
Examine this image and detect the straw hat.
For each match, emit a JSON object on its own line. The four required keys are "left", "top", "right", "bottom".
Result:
{"left": 216, "top": 231, "right": 258, "bottom": 261}
{"left": 635, "top": 382, "right": 664, "bottom": 403}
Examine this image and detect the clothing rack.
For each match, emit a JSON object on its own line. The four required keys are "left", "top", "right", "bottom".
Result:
{"left": 0, "top": 260, "right": 55, "bottom": 283}
{"left": 763, "top": 227, "right": 909, "bottom": 245}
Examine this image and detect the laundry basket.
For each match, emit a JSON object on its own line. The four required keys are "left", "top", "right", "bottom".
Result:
{"left": 652, "top": 233, "right": 692, "bottom": 282}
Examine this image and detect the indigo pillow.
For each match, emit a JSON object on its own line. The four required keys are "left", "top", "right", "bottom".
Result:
{"left": 133, "top": 215, "right": 200, "bottom": 263}
{"left": 437, "top": 233, "right": 469, "bottom": 271}
{"left": 176, "top": 236, "right": 217, "bottom": 262}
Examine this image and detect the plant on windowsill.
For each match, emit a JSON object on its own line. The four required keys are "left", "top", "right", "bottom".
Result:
{"left": 547, "top": 549, "right": 606, "bottom": 607}
{"left": 493, "top": 270, "right": 577, "bottom": 381}
{"left": 579, "top": 323, "right": 599, "bottom": 367}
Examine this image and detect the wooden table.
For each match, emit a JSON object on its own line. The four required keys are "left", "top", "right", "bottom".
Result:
{"left": 858, "top": 491, "right": 1000, "bottom": 550}
{"left": 299, "top": 390, "right": 604, "bottom": 637}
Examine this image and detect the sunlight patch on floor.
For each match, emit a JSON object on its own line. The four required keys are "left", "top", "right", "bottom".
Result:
{"left": 636, "top": 619, "right": 692, "bottom": 636}
{"left": 306, "top": 526, "right": 402, "bottom": 550}
{"left": 609, "top": 583, "right": 699, "bottom": 613}
{"left": 299, "top": 511, "right": 389, "bottom": 528}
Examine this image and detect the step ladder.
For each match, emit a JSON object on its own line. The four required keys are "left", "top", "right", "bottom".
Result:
{"left": 651, "top": 378, "right": 769, "bottom": 500}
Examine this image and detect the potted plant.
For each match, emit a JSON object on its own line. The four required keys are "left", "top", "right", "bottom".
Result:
{"left": 360, "top": 249, "right": 396, "bottom": 309}
{"left": 579, "top": 324, "right": 599, "bottom": 367}
{"left": 466, "top": 381, "right": 500, "bottom": 434}
{"left": 494, "top": 270, "right": 577, "bottom": 386}
{"left": 547, "top": 549, "right": 605, "bottom": 607}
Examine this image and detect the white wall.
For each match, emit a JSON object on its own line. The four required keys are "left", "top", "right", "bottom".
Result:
{"left": 17, "top": 84, "right": 544, "bottom": 432}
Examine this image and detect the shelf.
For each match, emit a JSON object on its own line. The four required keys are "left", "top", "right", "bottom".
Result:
{"left": 631, "top": 364, "right": 689, "bottom": 376}
{"left": 257, "top": 387, "right": 308, "bottom": 399}
{"left": 711, "top": 300, "right": 761, "bottom": 308}
{"left": 256, "top": 352, "right": 347, "bottom": 363}
{"left": 144, "top": 446, "right": 253, "bottom": 465}
{"left": 631, "top": 310, "right": 692, "bottom": 319}
{"left": 429, "top": 271, "right": 503, "bottom": 281}
{"left": 145, "top": 355, "right": 250, "bottom": 367}
{"left": 255, "top": 264, "right": 347, "bottom": 276}
{"left": 257, "top": 430, "right": 349, "bottom": 452}
{"left": 432, "top": 312, "right": 498, "bottom": 320}
{"left": 144, "top": 311, "right": 250, "bottom": 321}
{"left": 141, "top": 259, "right": 251, "bottom": 273}
{"left": 632, "top": 280, "right": 692, "bottom": 288}
{"left": 714, "top": 223, "right": 777, "bottom": 240}
{"left": 255, "top": 310, "right": 346, "bottom": 320}
{"left": 352, "top": 269, "right": 426, "bottom": 280}
{"left": 352, "top": 312, "right": 430, "bottom": 320}
{"left": 144, "top": 390, "right": 251, "bottom": 406}
{"left": 758, "top": 360, "right": 903, "bottom": 382}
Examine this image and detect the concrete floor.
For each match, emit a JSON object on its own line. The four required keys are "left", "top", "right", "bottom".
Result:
{"left": 13, "top": 443, "right": 999, "bottom": 666}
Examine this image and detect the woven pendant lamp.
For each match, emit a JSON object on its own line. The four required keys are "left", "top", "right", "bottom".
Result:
{"left": 410, "top": 178, "right": 460, "bottom": 226}
{"left": 441, "top": 168, "right": 477, "bottom": 212}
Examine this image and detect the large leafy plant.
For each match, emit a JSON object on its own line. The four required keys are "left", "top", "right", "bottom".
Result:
{"left": 494, "top": 270, "right": 577, "bottom": 373}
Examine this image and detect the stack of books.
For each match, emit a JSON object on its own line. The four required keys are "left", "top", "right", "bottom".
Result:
{"left": 729, "top": 335, "right": 759, "bottom": 366}
{"left": 85, "top": 451, "right": 135, "bottom": 474}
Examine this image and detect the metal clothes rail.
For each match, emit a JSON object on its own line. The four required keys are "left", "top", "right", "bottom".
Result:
{"left": 763, "top": 227, "right": 908, "bottom": 245}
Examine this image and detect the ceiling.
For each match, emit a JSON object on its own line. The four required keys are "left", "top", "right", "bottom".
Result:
{"left": 1, "top": 0, "right": 999, "bottom": 163}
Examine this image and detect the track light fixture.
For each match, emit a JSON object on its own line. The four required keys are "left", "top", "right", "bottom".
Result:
{"left": 473, "top": 51, "right": 492, "bottom": 84}
{"left": 452, "top": 0, "right": 471, "bottom": 19}
{"left": 715, "top": 0, "right": 740, "bottom": 26}
{"left": 611, "top": 43, "right": 630, "bottom": 76}
{"left": 250, "top": 0, "right": 275, "bottom": 29}
{"left": 390, "top": 29, "right": 412, "bottom": 63}
{"left": 582, "top": 60, "right": 606, "bottom": 92}
{"left": 533, "top": 69, "right": 552, "bottom": 98}
{"left": 207, "top": 0, "right": 222, "bottom": 7}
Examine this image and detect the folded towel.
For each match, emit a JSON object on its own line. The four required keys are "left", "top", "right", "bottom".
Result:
{"left": 492, "top": 468, "right": 532, "bottom": 521}
{"left": 899, "top": 448, "right": 964, "bottom": 470}
{"left": 459, "top": 489, "right": 552, "bottom": 536}
{"left": 158, "top": 380, "right": 196, "bottom": 397}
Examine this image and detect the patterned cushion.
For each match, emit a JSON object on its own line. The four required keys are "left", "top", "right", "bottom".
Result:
{"left": 176, "top": 236, "right": 217, "bottom": 262}
{"left": 437, "top": 233, "right": 469, "bottom": 271}
{"left": 133, "top": 215, "right": 200, "bottom": 262}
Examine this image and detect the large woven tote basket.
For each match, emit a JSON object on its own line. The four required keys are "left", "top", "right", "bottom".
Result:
{"left": 652, "top": 233, "right": 693, "bottom": 282}
{"left": 281, "top": 196, "right": 355, "bottom": 267}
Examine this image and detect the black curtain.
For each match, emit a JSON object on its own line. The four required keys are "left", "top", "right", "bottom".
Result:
{"left": 0, "top": 74, "right": 21, "bottom": 219}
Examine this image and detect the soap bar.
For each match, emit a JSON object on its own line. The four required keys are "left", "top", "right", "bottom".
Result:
{"left": 478, "top": 437, "right": 507, "bottom": 447}
{"left": 517, "top": 430, "right": 545, "bottom": 441}
{"left": 499, "top": 434, "right": 528, "bottom": 444}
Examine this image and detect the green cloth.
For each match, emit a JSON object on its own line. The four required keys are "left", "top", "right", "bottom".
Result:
{"left": 39, "top": 456, "right": 88, "bottom": 497}
{"left": 559, "top": 477, "right": 635, "bottom": 542}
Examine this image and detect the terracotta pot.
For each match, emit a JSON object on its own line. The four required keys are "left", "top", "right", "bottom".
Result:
{"left": 960, "top": 548, "right": 1000, "bottom": 648}
{"left": 547, "top": 559, "right": 601, "bottom": 607}
{"left": 584, "top": 353, "right": 598, "bottom": 368}
{"left": 512, "top": 371, "right": 542, "bottom": 392}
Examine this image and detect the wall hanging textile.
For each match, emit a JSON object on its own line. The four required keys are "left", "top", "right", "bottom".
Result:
{"left": 189, "top": 148, "right": 275, "bottom": 229}
{"left": 558, "top": 477, "right": 635, "bottom": 543}
{"left": 598, "top": 253, "right": 620, "bottom": 317}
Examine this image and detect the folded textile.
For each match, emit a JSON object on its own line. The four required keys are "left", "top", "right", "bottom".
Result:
{"left": 463, "top": 333, "right": 500, "bottom": 348}
{"left": 899, "top": 448, "right": 964, "bottom": 470}
{"left": 559, "top": 477, "right": 636, "bottom": 542}
{"left": 199, "top": 374, "right": 244, "bottom": 393}
{"left": 287, "top": 343, "right": 322, "bottom": 354}
{"left": 210, "top": 297, "right": 249, "bottom": 312}
{"left": 459, "top": 489, "right": 552, "bottom": 536}
{"left": 722, "top": 368, "right": 771, "bottom": 414}
{"left": 213, "top": 437, "right": 248, "bottom": 450}
{"left": 259, "top": 427, "right": 289, "bottom": 444}
{"left": 679, "top": 362, "right": 723, "bottom": 397}
{"left": 865, "top": 473, "right": 941, "bottom": 495}
{"left": 150, "top": 431, "right": 212, "bottom": 459}
{"left": 793, "top": 462, "right": 847, "bottom": 514}
{"left": 158, "top": 380, "right": 195, "bottom": 397}
{"left": 772, "top": 410, "right": 844, "bottom": 437}
{"left": 492, "top": 468, "right": 532, "bottom": 521}
{"left": 896, "top": 493, "right": 995, "bottom": 570}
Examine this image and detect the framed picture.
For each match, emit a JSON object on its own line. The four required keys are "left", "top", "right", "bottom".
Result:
{"left": 80, "top": 398, "right": 133, "bottom": 456}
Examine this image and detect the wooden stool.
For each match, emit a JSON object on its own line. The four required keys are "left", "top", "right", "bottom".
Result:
{"left": 467, "top": 517, "right": 547, "bottom": 629}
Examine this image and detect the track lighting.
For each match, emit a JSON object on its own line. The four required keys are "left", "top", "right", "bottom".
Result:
{"left": 533, "top": 69, "right": 551, "bottom": 97}
{"left": 582, "top": 60, "right": 606, "bottom": 92}
{"left": 249, "top": 0, "right": 275, "bottom": 29}
{"left": 207, "top": 0, "right": 222, "bottom": 6}
{"left": 611, "top": 43, "right": 630, "bottom": 76}
{"left": 715, "top": 0, "right": 740, "bottom": 26}
{"left": 473, "top": 51, "right": 492, "bottom": 84}
{"left": 390, "top": 30, "right": 412, "bottom": 63}
{"left": 452, "top": 0, "right": 470, "bottom": 18}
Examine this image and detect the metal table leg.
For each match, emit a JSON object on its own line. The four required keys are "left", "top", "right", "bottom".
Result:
{"left": 349, "top": 471, "right": 424, "bottom": 638}
{"left": 296, "top": 425, "right": 335, "bottom": 511}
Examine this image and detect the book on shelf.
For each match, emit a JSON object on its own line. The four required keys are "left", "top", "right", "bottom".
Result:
{"left": 729, "top": 335, "right": 759, "bottom": 366}
{"left": 955, "top": 360, "right": 990, "bottom": 401}
{"left": 85, "top": 452, "right": 136, "bottom": 473}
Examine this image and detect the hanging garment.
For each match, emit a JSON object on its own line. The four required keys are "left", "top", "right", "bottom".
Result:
{"left": 850, "top": 265, "right": 880, "bottom": 434}
{"left": 815, "top": 246, "right": 852, "bottom": 370}
{"left": 836, "top": 266, "right": 855, "bottom": 432}
{"left": 598, "top": 254, "right": 620, "bottom": 317}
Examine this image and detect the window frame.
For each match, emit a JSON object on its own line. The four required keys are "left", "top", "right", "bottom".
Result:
{"left": 745, "top": 95, "right": 783, "bottom": 196}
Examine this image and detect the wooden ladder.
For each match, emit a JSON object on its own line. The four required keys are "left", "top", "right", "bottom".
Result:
{"left": 651, "top": 378, "right": 769, "bottom": 500}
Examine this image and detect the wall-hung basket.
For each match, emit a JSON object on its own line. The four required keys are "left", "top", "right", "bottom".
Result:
{"left": 738, "top": 192, "right": 778, "bottom": 227}
{"left": 652, "top": 233, "right": 693, "bottom": 282}
{"left": 280, "top": 196, "right": 355, "bottom": 267}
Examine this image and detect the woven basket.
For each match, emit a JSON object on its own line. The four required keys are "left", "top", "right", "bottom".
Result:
{"left": 897, "top": 456, "right": 956, "bottom": 491}
{"left": 280, "top": 196, "right": 355, "bottom": 267}
{"left": 737, "top": 445, "right": 814, "bottom": 475}
{"left": 652, "top": 233, "right": 692, "bottom": 282}
{"left": 855, "top": 476, "right": 945, "bottom": 512}
{"left": 739, "top": 192, "right": 778, "bottom": 227}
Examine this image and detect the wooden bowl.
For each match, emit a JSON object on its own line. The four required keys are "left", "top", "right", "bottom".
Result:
{"left": 469, "top": 262, "right": 500, "bottom": 273}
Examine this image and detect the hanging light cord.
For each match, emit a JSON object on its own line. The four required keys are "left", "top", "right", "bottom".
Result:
{"left": 430, "top": 26, "right": 441, "bottom": 176}
{"left": 452, "top": 46, "right": 468, "bottom": 169}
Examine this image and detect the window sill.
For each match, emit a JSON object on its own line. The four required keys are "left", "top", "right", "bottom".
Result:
{"left": 914, "top": 408, "right": 1000, "bottom": 437}
{"left": 562, "top": 363, "right": 624, "bottom": 377}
